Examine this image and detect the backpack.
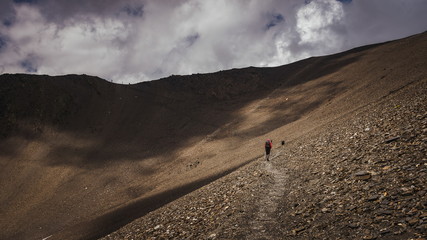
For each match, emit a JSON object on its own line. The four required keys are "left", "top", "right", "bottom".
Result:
{"left": 265, "top": 140, "right": 271, "bottom": 148}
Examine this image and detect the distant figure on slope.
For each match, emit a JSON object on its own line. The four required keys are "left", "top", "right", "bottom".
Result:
{"left": 265, "top": 139, "right": 272, "bottom": 161}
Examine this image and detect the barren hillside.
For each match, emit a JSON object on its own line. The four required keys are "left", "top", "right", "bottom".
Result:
{"left": 0, "top": 31, "right": 426, "bottom": 240}
{"left": 104, "top": 70, "right": 427, "bottom": 240}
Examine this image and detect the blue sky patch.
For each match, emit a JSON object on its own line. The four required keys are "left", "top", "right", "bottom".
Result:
{"left": 337, "top": 0, "right": 352, "bottom": 3}
{"left": 3, "top": 19, "right": 13, "bottom": 27}
{"left": 20, "top": 59, "right": 37, "bottom": 73}
{"left": 123, "top": 5, "right": 144, "bottom": 17}
{"left": 266, "top": 14, "right": 284, "bottom": 30}
{"left": 185, "top": 33, "right": 200, "bottom": 47}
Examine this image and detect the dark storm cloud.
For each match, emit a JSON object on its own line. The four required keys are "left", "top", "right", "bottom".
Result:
{"left": 6, "top": 0, "right": 145, "bottom": 23}
{"left": 0, "top": 36, "right": 6, "bottom": 50}
{"left": 0, "top": 0, "right": 426, "bottom": 83}
{"left": 341, "top": 0, "right": 427, "bottom": 47}
{"left": 0, "top": 1, "right": 15, "bottom": 25}
{"left": 13, "top": 0, "right": 37, "bottom": 3}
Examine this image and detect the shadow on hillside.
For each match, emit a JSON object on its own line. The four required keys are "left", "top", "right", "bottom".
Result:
{"left": 51, "top": 157, "right": 256, "bottom": 240}
{"left": 239, "top": 79, "right": 347, "bottom": 137}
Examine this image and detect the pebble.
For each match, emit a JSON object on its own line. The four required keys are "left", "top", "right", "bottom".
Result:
{"left": 384, "top": 136, "right": 400, "bottom": 143}
{"left": 367, "top": 194, "right": 380, "bottom": 201}
{"left": 207, "top": 233, "right": 217, "bottom": 239}
{"left": 379, "top": 228, "right": 390, "bottom": 234}
{"left": 321, "top": 208, "right": 329, "bottom": 213}
{"left": 400, "top": 187, "right": 414, "bottom": 196}
{"left": 292, "top": 226, "right": 306, "bottom": 235}
{"left": 347, "top": 223, "right": 359, "bottom": 229}
{"left": 355, "top": 171, "right": 371, "bottom": 180}
{"left": 407, "top": 218, "right": 419, "bottom": 226}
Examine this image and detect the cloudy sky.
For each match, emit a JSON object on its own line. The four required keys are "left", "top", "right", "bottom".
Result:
{"left": 0, "top": 0, "right": 426, "bottom": 83}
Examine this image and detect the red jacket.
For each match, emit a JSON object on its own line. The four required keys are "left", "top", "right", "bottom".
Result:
{"left": 265, "top": 139, "right": 272, "bottom": 148}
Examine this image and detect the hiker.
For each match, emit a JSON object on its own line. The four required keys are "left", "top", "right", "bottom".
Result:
{"left": 265, "top": 139, "right": 272, "bottom": 161}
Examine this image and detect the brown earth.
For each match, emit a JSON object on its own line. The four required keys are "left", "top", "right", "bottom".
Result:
{"left": 0, "top": 31, "right": 426, "bottom": 240}
{"left": 103, "top": 77, "right": 426, "bottom": 240}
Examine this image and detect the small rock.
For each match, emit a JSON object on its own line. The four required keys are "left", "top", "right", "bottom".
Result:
{"left": 363, "top": 235, "right": 377, "bottom": 240}
{"left": 384, "top": 136, "right": 400, "bottom": 143}
{"left": 208, "top": 233, "right": 217, "bottom": 239}
{"left": 415, "top": 224, "right": 427, "bottom": 233}
{"left": 367, "top": 194, "right": 380, "bottom": 201}
{"left": 321, "top": 208, "right": 329, "bottom": 213}
{"left": 400, "top": 187, "right": 413, "bottom": 196}
{"left": 347, "top": 223, "right": 359, "bottom": 229}
{"left": 407, "top": 218, "right": 419, "bottom": 226}
{"left": 378, "top": 209, "right": 393, "bottom": 215}
{"left": 347, "top": 205, "right": 357, "bottom": 211}
{"left": 292, "top": 226, "right": 306, "bottom": 235}
{"left": 355, "top": 171, "right": 371, "bottom": 180}
{"left": 379, "top": 228, "right": 390, "bottom": 235}
{"left": 382, "top": 166, "right": 391, "bottom": 170}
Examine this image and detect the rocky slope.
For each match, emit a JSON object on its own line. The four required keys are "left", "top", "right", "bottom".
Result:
{"left": 102, "top": 78, "right": 426, "bottom": 239}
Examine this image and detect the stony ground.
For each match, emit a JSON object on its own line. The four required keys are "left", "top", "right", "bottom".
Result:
{"left": 101, "top": 79, "right": 426, "bottom": 240}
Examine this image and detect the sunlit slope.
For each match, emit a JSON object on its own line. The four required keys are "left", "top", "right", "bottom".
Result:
{"left": 0, "top": 31, "right": 426, "bottom": 240}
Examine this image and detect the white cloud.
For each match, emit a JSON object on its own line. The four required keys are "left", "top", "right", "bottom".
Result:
{"left": 296, "top": 0, "right": 345, "bottom": 48}
{"left": 0, "top": 0, "right": 426, "bottom": 83}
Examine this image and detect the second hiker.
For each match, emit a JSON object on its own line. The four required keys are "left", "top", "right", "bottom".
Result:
{"left": 265, "top": 139, "right": 272, "bottom": 161}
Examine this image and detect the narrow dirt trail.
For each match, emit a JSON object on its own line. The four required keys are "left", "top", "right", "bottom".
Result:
{"left": 247, "top": 150, "right": 288, "bottom": 239}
